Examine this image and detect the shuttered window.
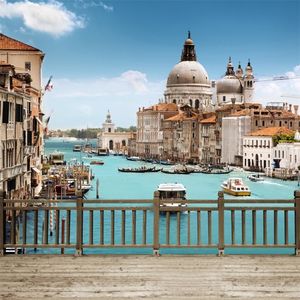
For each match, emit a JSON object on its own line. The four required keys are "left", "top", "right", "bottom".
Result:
{"left": 15, "top": 104, "right": 23, "bottom": 122}
{"left": 2, "top": 101, "right": 9, "bottom": 123}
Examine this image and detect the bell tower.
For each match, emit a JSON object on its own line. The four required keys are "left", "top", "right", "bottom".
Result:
{"left": 243, "top": 59, "right": 254, "bottom": 102}
{"left": 102, "top": 110, "right": 115, "bottom": 133}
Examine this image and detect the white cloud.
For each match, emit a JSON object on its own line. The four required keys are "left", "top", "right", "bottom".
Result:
{"left": 73, "top": 0, "right": 113, "bottom": 11}
{"left": 254, "top": 65, "right": 300, "bottom": 107}
{"left": 0, "top": 0, "right": 85, "bottom": 37}
{"left": 43, "top": 71, "right": 165, "bottom": 129}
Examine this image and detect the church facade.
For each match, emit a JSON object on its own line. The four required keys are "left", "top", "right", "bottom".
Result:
{"left": 97, "top": 111, "right": 134, "bottom": 153}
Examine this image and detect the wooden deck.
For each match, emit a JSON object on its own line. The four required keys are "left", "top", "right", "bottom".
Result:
{"left": 1, "top": 255, "right": 300, "bottom": 299}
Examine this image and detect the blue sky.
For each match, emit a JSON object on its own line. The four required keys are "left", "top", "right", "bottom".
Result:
{"left": 0, "top": 0, "right": 299, "bottom": 129}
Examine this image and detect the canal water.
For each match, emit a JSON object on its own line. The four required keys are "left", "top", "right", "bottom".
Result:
{"left": 23, "top": 138, "right": 299, "bottom": 254}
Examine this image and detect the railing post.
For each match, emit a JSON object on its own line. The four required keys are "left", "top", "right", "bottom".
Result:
{"left": 218, "top": 191, "right": 225, "bottom": 256}
{"left": 153, "top": 191, "right": 160, "bottom": 256}
{"left": 294, "top": 190, "right": 300, "bottom": 256}
{"left": 0, "top": 190, "right": 4, "bottom": 256}
{"left": 75, "top": 195, "right": 83, "bottom": 256}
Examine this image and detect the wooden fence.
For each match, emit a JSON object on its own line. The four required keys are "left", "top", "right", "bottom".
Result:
{"left": 0, "top": 190, "right": 300, "bottom": 256}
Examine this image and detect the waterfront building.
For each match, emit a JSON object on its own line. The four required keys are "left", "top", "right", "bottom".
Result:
{"left": 0, "top": 34, "right": 44, "bottom": 198}
{"left": 216, "top": 58, "right": 254, "bottom": 106}
{"left": 162, "top": 104, "right": 199, "bottom": 163}
{"left": 243, "top": 127, "right": 294, "bottom": 172}
{"left": 199, "top": 113, "right": 217, "bottom": 164}
{"left": 97, "top": 111, "right": 134, "bottom": 153}
{"left": 136, "top": 103, "right": 178, "bottom": 159}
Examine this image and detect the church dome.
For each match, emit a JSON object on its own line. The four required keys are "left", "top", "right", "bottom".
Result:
{"left": 216, "top": 75, "right": 243, "bottom": 94}
{"left": 167, "top": 61, "right": 210, "bottom": 86}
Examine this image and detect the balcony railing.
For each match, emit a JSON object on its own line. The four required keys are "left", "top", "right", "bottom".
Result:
{"left": 1, "top": 191, "right": 300, "bottom": 256}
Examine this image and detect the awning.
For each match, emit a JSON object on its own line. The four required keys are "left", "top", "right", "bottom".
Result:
{"left": 31, "top": 167, "right": 41, "bottom": 174}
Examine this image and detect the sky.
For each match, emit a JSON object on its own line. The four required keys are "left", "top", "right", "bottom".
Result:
{"left": 0, "top": 0, "right": 299, "bottom": 129}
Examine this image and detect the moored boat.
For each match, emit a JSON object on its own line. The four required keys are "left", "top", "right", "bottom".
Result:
{"left": 118, "top": 166, "right": 161, "bottom": 173}
{"left": 221, "top": 178, "right": 251, "bottom": 196}
{"left": 90, "top": 160, "right": 104, "bottom": 165}
{"left": 126, "top": 156, "right": 141, "bottom": 161}
{"left": 73, "top": 145, "right": 82, "bottom": 152}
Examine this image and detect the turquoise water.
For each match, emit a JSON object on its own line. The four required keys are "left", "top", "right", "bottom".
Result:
{"left": 45, "top": 138, "right": 298, "bottom": 201}
{"left": 23, "top": 138, "right": 298, "bottom": 255}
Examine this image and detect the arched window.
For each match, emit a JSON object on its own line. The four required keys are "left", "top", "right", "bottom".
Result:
{"left": 223, "top": 96, "right": 226, "bottom": 102}
{"left": 195, "top": 99, "right": 200, "bottom": 109}
{"left": 189, "top": 99, "right": 193, "bottom": 107}
{"left": 122, "top": 140, "right": 126, "bottom": 147}
{"left": 173, "top": 99, "right": 177, "bottom": 104}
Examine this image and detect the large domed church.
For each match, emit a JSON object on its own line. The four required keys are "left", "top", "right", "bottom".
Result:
{"left": 164, "top": 32, "right": 213, "bottom": 111}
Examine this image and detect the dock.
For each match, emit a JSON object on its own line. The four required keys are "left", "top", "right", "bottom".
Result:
{"left": 1, "top": 255, "right": 300, "bottom": 299}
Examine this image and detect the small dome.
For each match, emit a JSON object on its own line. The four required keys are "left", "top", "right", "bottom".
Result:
{"left": 184, "top": 38, "right": 194, "bottom": 45}
{"left": 216, "top": 75, "right": 243, "bottom": 94}
{"left": 167, "top": 61, "right": 210, "bottom": 86}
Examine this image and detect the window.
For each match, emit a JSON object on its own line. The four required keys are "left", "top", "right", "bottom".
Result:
{"left": 2, "top": 101, "right": 9, "bottom": 123}
{"left": 279, "top": 121, "right": 282, "bottom": 126}
{"left": 173, "top": 99, "right": 176, "bottom": 104}
{"left": 16, "top": 104, "right": 23, "bottom": 122}
{"left": 223, "top": 96, "right": 226, "bottom": 102}
{"left": 255, "top": 120, "right": 258, "bottom": 126}
{"left": 262, "top": 121, "right": 265, "bottom": 126}
{"left": 25, "top": 62, "right": 31, "bottom": 71}
{"left": 189, "top": 99, "right": 193, "bottom": 107}
{"left": 195, "top": 99, "right": 200, "bottom": 109}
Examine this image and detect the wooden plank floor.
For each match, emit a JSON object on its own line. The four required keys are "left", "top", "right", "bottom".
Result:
{"left": 0, "top": 255, "right": 300, "bottom": 299}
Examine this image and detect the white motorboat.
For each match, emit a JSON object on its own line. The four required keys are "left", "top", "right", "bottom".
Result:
{"left": 156, "top": 183, "right": 187, "bottom": 211}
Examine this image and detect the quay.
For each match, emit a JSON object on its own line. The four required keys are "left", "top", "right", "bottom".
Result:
{"left": 1, "top": 255, "right": 300, "bottom": 299}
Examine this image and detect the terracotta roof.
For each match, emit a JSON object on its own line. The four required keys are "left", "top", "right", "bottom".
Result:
{"left": 230, "top": 109, "right": 250, "bottom": 117}
{"left": 249, "top": 127, "right": 294, "bottom": 137}
{"left": 166, "top": 112, "right": 198, "bottom": 121}
{"left": 200, "top": 115, "right": 216, "bottom": 124}
{"left": 0, "top": 33, "right": 41, "bottom": 51}
{"left": 144, "top": 103, "right": 178, "bottom": 112}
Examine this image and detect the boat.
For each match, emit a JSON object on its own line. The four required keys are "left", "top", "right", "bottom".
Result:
{"left": 97, "top": 148, "right": 109, "bottom": 156}
{"left": 48, "top": 151, "right": 66, "bottom": 165}
{"left": 247, "top": 174, "right": 264, "bottom": 182}
{"left": 156, "top": 183, "right": 187, "bottom": 211}
{"left": 90, "top": 160, "right": 104, "bottom": 165}
{"left": 126, "top": 156, "right": 141, "bottom": 161}
{"left": 161, "top": 165, "right": 194, "bottom": 174}
{"left": 160, "top": 160, "right": 175, "bottom": 165}
{"left": 201, "top": 168, "right": 232, "bottom": 174}
{"left": 118, "top": 166, "right": 161, "bottom": 173}
{"left": 73, "top": 145, "right": 82, "bottom": 152}
{"left": 221, "top": 178, "right": 251, "bottom": 196}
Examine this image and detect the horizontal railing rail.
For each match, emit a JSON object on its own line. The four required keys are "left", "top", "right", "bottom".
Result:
{"left": 0, "top": 190, "right": 299, "bottom": 256}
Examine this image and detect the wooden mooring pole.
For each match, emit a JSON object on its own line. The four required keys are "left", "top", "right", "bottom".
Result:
{"left": 96, "top": 179, "right": 99, "bottom": 199}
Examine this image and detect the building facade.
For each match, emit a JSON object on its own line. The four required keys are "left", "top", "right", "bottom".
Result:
{"left": 0, "top": 34, "right": 44, "bottom": 198}
{"left": 97, "top": 111, "right": 134, "bottom": 153}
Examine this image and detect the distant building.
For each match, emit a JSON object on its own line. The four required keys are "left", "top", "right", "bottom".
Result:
{"left": 0, "top": 34, "right": 44, "bottom": 198}
{"left": 216, "top": 58, "right": 254, "bottom": 106}
{"left": 136, "top": 103, "right": 178, "bottom": 159}
{"left": 97, "top": 111, "right": 134, "bottom": 153}
{"left": 243, "top": 127, "right": 295, "bottom": 171}
{"left": 163, "top": 104, "right": 199, "bottom": 163}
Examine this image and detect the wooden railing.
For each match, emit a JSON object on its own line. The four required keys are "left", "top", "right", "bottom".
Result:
{"left": 0, "top": 190, "right": 300, "bottom": 256}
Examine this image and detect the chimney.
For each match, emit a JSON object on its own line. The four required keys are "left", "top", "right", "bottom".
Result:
{"left": 294, "top": 105, "right": 299, "bottom": 115}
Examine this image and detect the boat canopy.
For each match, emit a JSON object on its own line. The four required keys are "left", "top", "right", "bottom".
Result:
{"left": 157, "top": 183, "right": 186, "bottom": 192}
